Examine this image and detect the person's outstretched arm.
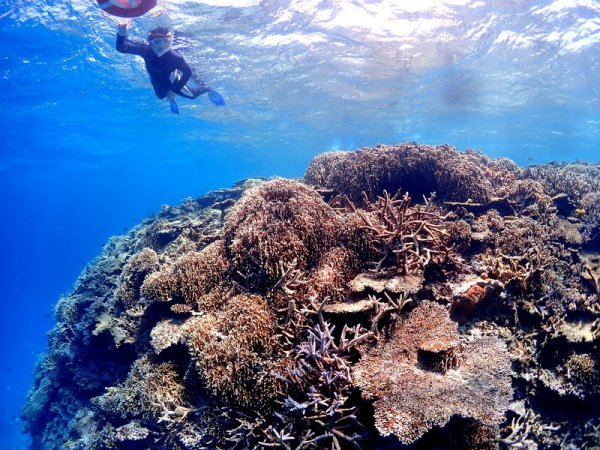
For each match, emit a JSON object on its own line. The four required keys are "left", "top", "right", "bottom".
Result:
{"left": 115, "top": 23, "right": 148, "bottom": 56}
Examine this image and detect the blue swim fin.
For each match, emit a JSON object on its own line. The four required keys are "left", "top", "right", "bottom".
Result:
{"left": 208, "top": 89, "right": 225, "bottom": 106}
{"left": 170, "top": 99, "right": 180, "bottom": 115}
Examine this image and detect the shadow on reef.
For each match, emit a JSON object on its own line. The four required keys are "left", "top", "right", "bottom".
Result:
{"left": 23, "top": 143, "right": 600, "bottom": 449}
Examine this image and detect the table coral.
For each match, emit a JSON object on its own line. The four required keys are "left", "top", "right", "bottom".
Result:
{"left": 354, "top": 301, "right": 512, "bottom": 444}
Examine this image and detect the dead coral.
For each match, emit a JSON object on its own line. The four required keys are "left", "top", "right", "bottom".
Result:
{"left": 349, "top": 271, "right": 423, "bottom": 295}
{"left": 354, "top": 301, "right": 512, "bottom": 445}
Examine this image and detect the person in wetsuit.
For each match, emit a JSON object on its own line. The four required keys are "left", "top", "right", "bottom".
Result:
{"left": 116, "top": 24, "right": 224, "bottom": 113}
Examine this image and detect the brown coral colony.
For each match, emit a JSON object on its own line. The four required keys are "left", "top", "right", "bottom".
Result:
{"left": 24, "top": 143, "right": 600, "bottom": 449}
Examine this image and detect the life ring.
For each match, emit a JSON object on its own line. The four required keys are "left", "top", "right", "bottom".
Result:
{"left": 96, "top": 0, "right": 157, "bottom": 18}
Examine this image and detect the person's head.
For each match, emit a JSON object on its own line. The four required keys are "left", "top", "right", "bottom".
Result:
{"left": 148, "top": 27, "right": 174, "bottom": 55}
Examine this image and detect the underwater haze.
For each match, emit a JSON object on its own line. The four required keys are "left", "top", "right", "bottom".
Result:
{"left": 1, "top": 0, "right": 599, "bottom": 448}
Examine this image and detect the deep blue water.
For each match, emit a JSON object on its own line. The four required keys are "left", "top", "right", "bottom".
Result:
{"left": 1, "top": 1, "right": 599, "bottom": 448}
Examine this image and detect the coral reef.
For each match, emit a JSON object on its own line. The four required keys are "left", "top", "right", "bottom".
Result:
{"left": 24, "top": 144, "right": 600, "bottom": 449}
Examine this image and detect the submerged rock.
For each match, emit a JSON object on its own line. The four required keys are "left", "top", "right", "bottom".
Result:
{"left": 23, "top": 143, "right": 600, "bottom": 449}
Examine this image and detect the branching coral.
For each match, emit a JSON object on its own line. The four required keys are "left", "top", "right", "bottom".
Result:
{"left": 141, "top": 241, "right": 228, "bottom": 310}
{"left": 303, "top": 247, "right": 360, "bottom": 303}
{"left": 353, "top": 301, "right": 513, "bottom": 445}
{"left": 505, "top": 179, "right": 554, "bottom": 221}
{"left": 223, "top": 179, "right": 343, "bottom": 293}
{"left": 115, "top": 248, "right": 159, "bottom": 308}
{"left": 581, "top": 192, "right": 600, "bottom": 244}
{"left": 357, "top": 191, "right": 449, "bottom": 274}
{"left": 266, "top": 298, "right": 372, "bottom": 449}
{"left": 525, "top": 162, "right": 600, "bottom": 206}
{"left": 182, "top": 293, "right": 278, "bottom": 408}
{"left": 304, "top": 143, "right": 518, "bottom": 204}
{"left": 539, "top": 352, "right": 600, "bottom": 400}
{"left": 93, "top": 356, "right": 188, "bottom": 422}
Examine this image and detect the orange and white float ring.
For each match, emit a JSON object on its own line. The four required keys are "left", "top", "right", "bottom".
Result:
{"left": 96, "top": 0, "right": 157, "bottom": 18}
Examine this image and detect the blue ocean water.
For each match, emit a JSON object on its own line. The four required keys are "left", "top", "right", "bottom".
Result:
{"left": 0, "top": 0, "right": 598, "bottom": 448}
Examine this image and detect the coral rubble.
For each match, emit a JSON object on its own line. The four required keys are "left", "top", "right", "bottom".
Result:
{"left": 24, "top": 144, "right": 600, "bottom": 449}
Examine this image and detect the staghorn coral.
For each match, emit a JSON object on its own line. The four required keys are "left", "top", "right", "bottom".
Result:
{"left": 266, "top": 299, "right": 372, "bottom": 449}
{"left": 354, "top": 301, "right": 513, "bottom": 445}
{"left": 357, "top": 190, "right": 449, "bottom": 274}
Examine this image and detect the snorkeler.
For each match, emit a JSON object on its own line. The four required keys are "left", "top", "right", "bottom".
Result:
{"left": 116, "top": 23, "right": 225, "bottom": 114}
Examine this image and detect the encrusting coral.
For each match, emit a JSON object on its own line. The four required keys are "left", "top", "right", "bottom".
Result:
{"left": 23, "top": 143, "right": 600, "bottom": 450}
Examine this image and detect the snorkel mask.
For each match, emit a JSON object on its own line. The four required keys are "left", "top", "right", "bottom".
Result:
{"left": 148, "top": 28, "right": 173, "bottom": 56}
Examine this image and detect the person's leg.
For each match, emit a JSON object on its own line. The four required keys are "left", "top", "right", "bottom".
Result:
{"left": 152, "top": 84, "right": 168, "bottom": 100}
{"left": 170, "top": 70, "right": 210, "bottom": 99}
{"left": 190, "top": 84, "right": 210, "bottom": 98}
{"left": 174, "top": 86, "right": 209, "bottom": 99}
{"left": 190, "top": 73, "right": 210, "bottom": 98}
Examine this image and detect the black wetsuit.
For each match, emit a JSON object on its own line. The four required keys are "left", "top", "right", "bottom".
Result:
{"left": 116, "top": 34, "right": 208, "bottom": 99}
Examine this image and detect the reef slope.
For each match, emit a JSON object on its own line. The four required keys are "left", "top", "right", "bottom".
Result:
{"left": 24, "top": 143, "right": 600, "bottom": 449}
